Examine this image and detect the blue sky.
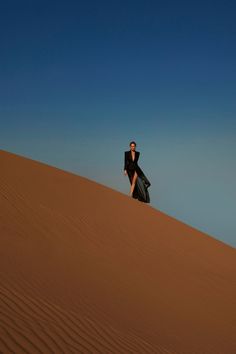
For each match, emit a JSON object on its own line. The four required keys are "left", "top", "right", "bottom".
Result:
{"left": 1, "top": 0, "right": 236, "bottom": 247}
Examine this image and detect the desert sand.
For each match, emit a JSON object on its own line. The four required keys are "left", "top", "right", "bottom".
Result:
{"left": 0, "top": 149, "right": 235, "bottom": 354}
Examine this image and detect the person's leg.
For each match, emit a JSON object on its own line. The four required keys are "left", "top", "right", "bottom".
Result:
{"left": 130, "top": 171, "right": 138, "bottom": 196}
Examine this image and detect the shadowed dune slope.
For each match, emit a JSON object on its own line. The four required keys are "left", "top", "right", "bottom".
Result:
{"left": 0, "top": 149, "right": 236, "bottom": 354}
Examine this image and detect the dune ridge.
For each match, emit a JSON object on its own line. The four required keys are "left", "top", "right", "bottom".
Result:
{"left": 0, "top": 149, "right": 235, "bottom": 353}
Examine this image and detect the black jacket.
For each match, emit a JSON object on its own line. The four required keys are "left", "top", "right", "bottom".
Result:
{"left": 124, "top": 150, "right": 140, "bottom": 171}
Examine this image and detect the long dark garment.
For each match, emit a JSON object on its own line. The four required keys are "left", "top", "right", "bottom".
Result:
{"left": 124, "top": 150, "right": 151, "bottom": 203}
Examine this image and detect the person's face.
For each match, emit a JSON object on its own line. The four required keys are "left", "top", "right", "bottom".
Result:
{"left": 130, "top": 144, "right": 136, "bottom": 151}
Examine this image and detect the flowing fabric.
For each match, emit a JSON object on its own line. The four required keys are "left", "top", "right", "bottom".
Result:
{"left": 127, "top": 166, "right": 151, "bottom": 203}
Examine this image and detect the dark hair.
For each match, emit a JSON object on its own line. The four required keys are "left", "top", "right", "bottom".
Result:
{"left": 129, "top": 141, "right": 136, "bottom": 146}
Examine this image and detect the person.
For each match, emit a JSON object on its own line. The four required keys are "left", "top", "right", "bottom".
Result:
{"left": 123, "top": 141, "right": 151, "bottom": 203}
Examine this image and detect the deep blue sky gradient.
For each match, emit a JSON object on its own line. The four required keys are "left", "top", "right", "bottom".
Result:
{"left": 1, "top": 0, "right": 236, "bottom": 247}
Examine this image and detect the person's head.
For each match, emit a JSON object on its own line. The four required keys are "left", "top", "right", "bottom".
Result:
{"left": 129, "top": 141, "right": 136, "bottom": 151}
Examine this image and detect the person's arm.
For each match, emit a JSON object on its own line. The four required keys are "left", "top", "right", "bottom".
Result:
{"left": 124, "top": 152, "right": 128, "bottom": 173}
{"left": 136, "top": 151, "right": 140, "bottom": 161}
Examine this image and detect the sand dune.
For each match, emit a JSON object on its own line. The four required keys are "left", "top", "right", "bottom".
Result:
{"left": 0, "top": 149, "right": 235, "bottom": 354}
